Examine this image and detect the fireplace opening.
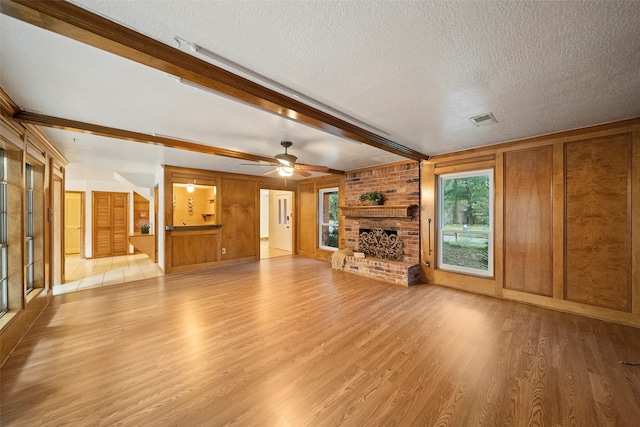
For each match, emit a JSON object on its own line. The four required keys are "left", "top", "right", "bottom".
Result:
{"left": 358, "top": 228, "right": 404, "bottom": 261}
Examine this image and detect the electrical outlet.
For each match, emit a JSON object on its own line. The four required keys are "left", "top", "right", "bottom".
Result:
{"left": 222, "top": 248, "right": 226, "bottom": 255}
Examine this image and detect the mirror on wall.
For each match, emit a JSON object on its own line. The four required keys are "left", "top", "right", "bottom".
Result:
{"left": 172, "top": 183, "right": 217, "bottom": 226}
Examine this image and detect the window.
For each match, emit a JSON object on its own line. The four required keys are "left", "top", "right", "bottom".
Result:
{"left": 438, "top": 169, "right": 493, "bottom": 276}
{"left": 0, "top": 149, "right": 7, "bottom": 315}
{"left": 25, "top": 163, "right": 34, "bottom": 294}
{"left": 319, "top": 187, "right": 339, "bottom": 250}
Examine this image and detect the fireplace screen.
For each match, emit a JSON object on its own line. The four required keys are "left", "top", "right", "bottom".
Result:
{"left": 358, "top": 228, "right": 404, "bottom": 261}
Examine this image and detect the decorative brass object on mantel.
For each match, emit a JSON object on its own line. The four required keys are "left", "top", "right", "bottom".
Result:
{"left": 339, "top": 205, "right": 418, "bottom": 219}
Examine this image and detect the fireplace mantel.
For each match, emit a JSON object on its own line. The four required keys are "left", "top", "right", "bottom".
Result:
{"left": 339, "top": 205, "right": 418, "bottom": 219}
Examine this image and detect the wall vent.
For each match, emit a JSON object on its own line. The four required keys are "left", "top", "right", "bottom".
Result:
{"left": 469, "top": 113, "right": 497, "bottom": 127}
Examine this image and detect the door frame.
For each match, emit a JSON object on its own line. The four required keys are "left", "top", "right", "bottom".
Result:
{"left": 154, "top": 185, "right": 158, "bottom": 262}
{"left": 52, "top": 178, "right": 63, "bottom": 286}
{"left": 259, "top": 187, "right": 295, "bottom": 258}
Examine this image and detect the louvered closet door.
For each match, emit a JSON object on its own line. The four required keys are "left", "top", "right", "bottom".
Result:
{"left": 92, "top": 192, "right": 129, "bottom": 258}
{"left": 111, "top": 193, "right": 128, "bottom": 255}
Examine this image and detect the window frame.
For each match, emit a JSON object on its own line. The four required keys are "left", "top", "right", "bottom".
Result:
{"left": 437, "top": 169, "right": 494, "bottom": 277}
{"left": 0, "top": 149, "right": 7, "bottom": 316}
{"left": 25, "top": 162, "right": 34, "bottom": 294}
{"left": 318, "top": 187, "right": 339, "bottom": 251}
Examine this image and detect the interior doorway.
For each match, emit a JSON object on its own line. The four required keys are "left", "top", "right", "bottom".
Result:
{"left": 260, "top": 189, "right": 293, "bottom": 259}
{"left": 65, "top": 191, "right": 84, "bottom": 257}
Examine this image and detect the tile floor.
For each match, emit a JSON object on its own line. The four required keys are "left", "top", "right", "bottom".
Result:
{"left": 54, "top": 253, "right": 163, "bottom": 296}
{"left": 55, "top": 240, "right": 290, "bottom": 296}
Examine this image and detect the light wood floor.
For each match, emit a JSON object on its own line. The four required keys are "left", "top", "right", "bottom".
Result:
{"left": 2, "top": 256, "right": 640, "bottom": 426}
{"left": 260, "top": 239, "right": 291, "bottom": 259}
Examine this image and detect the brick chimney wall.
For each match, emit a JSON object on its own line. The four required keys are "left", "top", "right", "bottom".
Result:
{"left": 344, "top": 161, "right": 420, "bottom": 264}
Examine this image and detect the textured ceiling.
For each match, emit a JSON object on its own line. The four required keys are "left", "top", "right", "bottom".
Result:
{"left": 1, "top": 1, "right": 639, "bottom": 184}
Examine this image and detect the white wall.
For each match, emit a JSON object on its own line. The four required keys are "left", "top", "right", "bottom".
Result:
{"left": 260, "top": 189, "right": 269, "bottom": 239}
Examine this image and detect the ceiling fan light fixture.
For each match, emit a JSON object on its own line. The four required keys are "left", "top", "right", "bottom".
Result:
{"left": 275, "top": 156, "right": 295, "bottom": 166}
{"left": 278, "top": 166, "right": 294, "bottom": 177}
{"left": 274, "top": 141, "right": 297, "bottom": 167}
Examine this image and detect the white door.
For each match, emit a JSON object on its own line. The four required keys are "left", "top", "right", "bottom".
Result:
{"left": 274, "top": 192, "right": 292, "bottom": 252}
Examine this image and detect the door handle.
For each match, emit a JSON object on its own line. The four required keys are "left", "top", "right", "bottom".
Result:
{"left": 428, "top": 218, "right": 432, "bottom": 255}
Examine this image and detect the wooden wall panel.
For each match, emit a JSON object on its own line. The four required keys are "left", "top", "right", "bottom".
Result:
{"left": 1, "top": 88, "right": 66, "bottom": 366}
{"left": 424, "top": 119, "right": 640, "bottom": 327}
{"left": 297, "top": 182, "right": 317, "bottom": 255}
{"left": 221, "top": 178, "right": 257, "bottom": 260}
{"left": 172, "top": 233, "right": 218, "bottom": 267}
{"left": 565, "top": 135, "right": 631, "bottom": 311}
{"left": 504, "top": 147, "right": 553, "bottom": 296}
{"left": 419, "top": 162, "right": 435, "bottom": 282}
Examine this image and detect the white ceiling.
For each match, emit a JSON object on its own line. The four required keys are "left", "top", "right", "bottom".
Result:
{"left": 1, "top": 1, "right": 639, "bottom": 185}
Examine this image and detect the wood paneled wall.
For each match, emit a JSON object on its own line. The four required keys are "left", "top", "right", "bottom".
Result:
{"left": 163, "top": 166, "right": 297, "bottom": 274}
{"left": 504, "top": 147, "right": 553, "bottom": 296}
{"left": 296, "top": 175, "right": 345, "bottom": 261}
{"left": 565, "top": 135, "right": 632, "bottom": 311}
{"left": 220, "top": 177, "right": 257, "bottom": 260}
{"left": 421, "top": 118, "right": 640, "bottom": 327}
{"left": 168, "top": 229, "right": 220, "bottom": 271}
{"left": 0, "top": 88, "right": 67, "bottom": 366}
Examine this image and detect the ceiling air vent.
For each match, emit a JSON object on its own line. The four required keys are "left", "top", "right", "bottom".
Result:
{"left": 469, "top": 113, "right": 497, "bottom": 127}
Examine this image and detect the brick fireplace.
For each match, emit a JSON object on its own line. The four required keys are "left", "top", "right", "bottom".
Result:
{"left": 340, "top": 161, "right": 421, "bottom": 286}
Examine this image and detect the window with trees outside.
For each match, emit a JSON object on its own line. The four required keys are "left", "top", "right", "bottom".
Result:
{"left": 319, "top": 187, "right": 339, "bottom": 250}
{"left": 438, "top": 169, "right": 493, "bottom": 276}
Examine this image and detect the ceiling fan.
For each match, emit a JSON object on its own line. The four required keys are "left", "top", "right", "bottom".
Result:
{"left": 248, "top": 141, "right": 329, "bottom": 177}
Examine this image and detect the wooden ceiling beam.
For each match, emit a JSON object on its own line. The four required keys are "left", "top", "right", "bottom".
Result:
{"left": 15, "top": 111, "right": 344, "bottom": 174}
{"left": 0, "top": 0, "right": 429, "bottom": 161}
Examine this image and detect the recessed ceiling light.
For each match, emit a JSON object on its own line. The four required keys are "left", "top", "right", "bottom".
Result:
{"left": 469, "top": 113, "right": 497, "bottom": 127}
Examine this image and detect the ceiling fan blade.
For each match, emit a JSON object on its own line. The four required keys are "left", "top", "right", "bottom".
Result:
{"left": 296, "top": 163, "right": 329, "bottom": 172}
{"left": 241, "top": 141, "right": 330, "bottom": 177}
{"left": 263, "top": 168, "right": 279, "bottom": 176}
{"left": 294, "top": 168, "right": 311, "bottom": 177}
